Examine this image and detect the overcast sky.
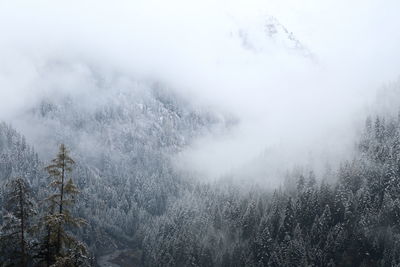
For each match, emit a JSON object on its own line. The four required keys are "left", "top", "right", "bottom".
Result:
{"left": 1, "top": 0, "right": 400, "bottom": 179}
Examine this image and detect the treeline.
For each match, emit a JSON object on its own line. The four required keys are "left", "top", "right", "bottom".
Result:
{"left": 0, "top": 144, "right": 90, "bottom": 266}
{"left": 140, "top": 115, "right": 400, "bottom": 266}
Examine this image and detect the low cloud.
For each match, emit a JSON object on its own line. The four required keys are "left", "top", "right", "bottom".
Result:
{"left": 1, "top": 0, "right": 400, "bottom": 180}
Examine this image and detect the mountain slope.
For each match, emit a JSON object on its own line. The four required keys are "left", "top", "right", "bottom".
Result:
{"left": 1, "top": 72, "right": 233, "bottom": 258}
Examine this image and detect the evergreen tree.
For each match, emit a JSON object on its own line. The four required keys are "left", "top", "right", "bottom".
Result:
{"left": 0, "top": 177, "right": 36, "bottom": 266}
{"left": 253, "top": 223, "right": 273, "bottom": 266}
{"left": 242, "top": 200, "right": 257, "bottom": 238}
{"left": 279, "top": 198, "right": 295, "bottom": 241}
{"left": 41, "top": 144, "right": 89, "bottom": 265}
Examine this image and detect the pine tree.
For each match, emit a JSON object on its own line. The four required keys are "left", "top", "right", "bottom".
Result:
{"left": 0, "top": 177, "right": 36, "bottom": 266}
{"left": 279, "top": 198, "right": 295, "bottom": 241}
{"left": 242, "top": 200, "right": 257, "bottom": 238}
{"left": 296, "top": 175, "right": 306, "bottom": 193}
{"left": 252, "top": 223, "right": 273, "bottom": 266}
{"left": 42, "top": 144, "right": 88, "bottom": 265}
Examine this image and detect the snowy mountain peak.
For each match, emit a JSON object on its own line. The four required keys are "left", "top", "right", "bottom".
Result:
{"left": 232, "top": 14, "right": 315, "bottom": 60}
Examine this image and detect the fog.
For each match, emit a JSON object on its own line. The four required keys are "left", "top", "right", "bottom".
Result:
{"left": 1, "top": 0, "right": 400, "bottom": 180}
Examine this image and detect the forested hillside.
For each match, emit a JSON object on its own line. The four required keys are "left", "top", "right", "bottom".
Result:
{"left": 1, "top": 0, "right": 400, "bottom": 266}
{"left": 0, "top": 84, "right": 234, "bottom": 265}
{"left": 2, "top": 94, "right": 400, "bottom": 266}
{"left": 139, "top": 113, "right": 400, "bottom": 266}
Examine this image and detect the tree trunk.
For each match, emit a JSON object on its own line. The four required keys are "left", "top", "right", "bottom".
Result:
{"left": 57, "top": 156, "right": 65, "bottom": 255}
{"left": 18, "top": 180, "right": 26, "bottom": 267}
{"left": 46, "top": 224, "right": 51, "bottom": 267}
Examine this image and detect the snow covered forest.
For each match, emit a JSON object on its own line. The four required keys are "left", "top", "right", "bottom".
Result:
{"left": 1, "top": 0, "right": 400, "bottom": 266}
{"left": 2, "top": 81, "right": 400, "bottom": 266}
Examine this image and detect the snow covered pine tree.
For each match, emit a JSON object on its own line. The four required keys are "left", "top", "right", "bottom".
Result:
{"left": 38, "top": 144, "right": 89, "bottom": 266}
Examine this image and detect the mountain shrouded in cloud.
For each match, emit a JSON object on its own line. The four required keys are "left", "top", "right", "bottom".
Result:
{"left": 3, "top": 0, "right": 400, "bottom": 179}
{"left": 2, "top": 0, "right": 400, "bottom": 266}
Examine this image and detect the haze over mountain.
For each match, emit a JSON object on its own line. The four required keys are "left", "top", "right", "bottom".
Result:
{"left": 1, "top": 1, "right": 400, "bottom": 266}
{"left": 2, "top": 0, "right": 399, "bottom": 180}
